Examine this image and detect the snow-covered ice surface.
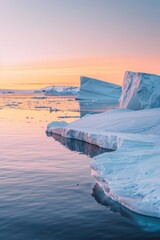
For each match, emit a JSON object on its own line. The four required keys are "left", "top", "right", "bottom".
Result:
{"left": 120, "top": 71, "right": 160, "bottom": 110}
{"left": 48, "top": 132, "right": 160, "bottom": 232}
{"left": 92, "top": 183, "right": 160, "bottom": 232}
{"left": 47, "top": 108, "right": 160, "bottom": 218}
{"left": 76, "top": 76, "right": 122, "bottom": 100}
{"left": 41, "top": 86, "right": 79, "bottom": 96}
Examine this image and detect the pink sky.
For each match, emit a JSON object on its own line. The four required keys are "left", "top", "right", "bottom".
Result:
{"left": 0, "top": 0, "right": 160, "bottom": 89}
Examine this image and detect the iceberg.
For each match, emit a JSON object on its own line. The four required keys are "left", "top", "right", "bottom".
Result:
{"left": 92, "top": 183, "right": 160, "bottom": 232}
{"left": 120, "top": 71, "right": 160, "bottom": 110}
{"left": 46, "top": 108, "right": 160, "bottom": 218}
{"left": 41, "top": 86, "right": 79, "bottom": 96}
{"left": 76, "top": 76, "right": 122, "bottom": 101}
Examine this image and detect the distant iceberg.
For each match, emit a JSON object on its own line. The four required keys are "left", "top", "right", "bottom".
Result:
{"left": 41, "top": 86, "right": 79, "bottom": 96}
{"left": 120, "top": 71, "right": 160, "bottom": 110}
{"left": 76, "top": 76, "right": 122, "bottom": 101}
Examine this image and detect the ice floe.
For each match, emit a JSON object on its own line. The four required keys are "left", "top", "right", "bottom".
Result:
{"left": 47, "top": 107, "right": 160, "bottom": 218}
{"left": 92, "top": 183, "right": 160, "bottom": 232}
{"left": 41, "top": 86, "right": 79, "bottom": 96}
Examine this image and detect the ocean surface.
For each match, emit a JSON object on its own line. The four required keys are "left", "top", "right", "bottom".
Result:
{"left": 0, "top": 93, "right": 160, "bottom": 240}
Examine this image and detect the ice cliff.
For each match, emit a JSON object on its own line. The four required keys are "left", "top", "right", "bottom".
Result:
{"left": 46, "top": 71, "right": 160, "bottom": 218}
{"left": 76, "top": 76, "right": 122, "bottom": 100}
{"left": 47, "top": 108, "right": 160, "bottom": 218}
{"left": 120, "top": 71, "right": 160, "bottom": 110}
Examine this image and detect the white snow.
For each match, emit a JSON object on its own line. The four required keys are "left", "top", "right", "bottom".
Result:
{"left": 46, "top": 108, "right": 160, "bottom": 218}
{"left": 76, "top": 76, "right": 121, "bottom": 100}
{"left": 42, "top": 86, "right": 79, "bottom": 96}
{"left": 120, "top": 71, "right": 160, "bottom": 110}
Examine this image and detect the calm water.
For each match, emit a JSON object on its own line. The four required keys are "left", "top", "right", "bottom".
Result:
{"left": 0, "top": 94, "right": 160, "bottom": 240}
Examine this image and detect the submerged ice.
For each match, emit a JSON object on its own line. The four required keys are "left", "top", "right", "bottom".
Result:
{"left": 41, "top": 86, "right": 79, "bottom": 96}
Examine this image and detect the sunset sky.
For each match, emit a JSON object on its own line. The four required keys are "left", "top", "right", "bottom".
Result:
{"left": 0, "top": 0, "right": 160, "bottom": 89}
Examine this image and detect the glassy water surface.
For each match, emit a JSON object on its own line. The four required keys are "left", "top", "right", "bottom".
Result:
{"left": 0, "top": 94, "right": 160, "bottom": 240}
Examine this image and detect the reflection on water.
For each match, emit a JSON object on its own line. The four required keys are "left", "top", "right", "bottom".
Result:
{"left": 48, "top": 131, "right": 160, "bottom": 232}
{"left": 0, "top": 94, "right": 80, "bottom": 124}
{"left": 79, "top": 99, "right": 118, "bottom": 117}
{"left": 48, "top": 133, "right": 112, "bottom": 157}
{"left": 0, "top": 94, "right": 79, "bottom": 113}
{"left": 92, "top": 184, "right": 160, "bottom": 233}
{"left": 0, "top": 93, "right": 119, "bottom": 120}
{"left": 48, "top": 132, "right": 160, "bottom": 234}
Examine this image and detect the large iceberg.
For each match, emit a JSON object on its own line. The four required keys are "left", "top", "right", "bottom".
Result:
{"left": 120, "top": 71, "right": 160, "bottom": 110}
{"left": 41, "top": 86, "right": 79, "bottom": 96}
{"left": 46, "top": 108, "right": 160, "bottom": 218}
{"left": 92, "top": 184, "right": 160, "bottom": 232}
{"left": 76, "top": 76, "right": 121, "bottom": 101}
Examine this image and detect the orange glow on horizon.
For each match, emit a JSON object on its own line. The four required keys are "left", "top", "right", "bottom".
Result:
{"left": 1, "top": 56, "right": 160, "bottom": 90}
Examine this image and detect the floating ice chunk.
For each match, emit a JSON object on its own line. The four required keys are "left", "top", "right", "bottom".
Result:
{"left": 46, "top": 108, "right": 160, "bottom": 218}
{"left": 5, "top": 103, "right": 19, "bottom": 107}
{"left": 120, "top": 71, "right": 160, "bottom": 110}
{"left": 32, "top": 96, "right": 47, "bottom": 99}
{"left": 35, "top": 106, "right": 50, "bottom": 109}
{"left": 76, "top": 76, "right": 122, "bottom": 100}
{"left": 92, "top": 184, "right": 160, "bottom": 232}
{"left": 47, "top": 121, "right": 68, "bottom": 135}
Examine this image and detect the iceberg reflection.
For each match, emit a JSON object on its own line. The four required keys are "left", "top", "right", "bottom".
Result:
{"left": 78, "top": 99, "right": 118, "bottom": 117}
{"left": 92, "top": 183, "right": 160, "bottom": 233}
{"left": 47, "top": 132, "right": 160, "bottom": 233}
{"left": 47, "top": 133, "right": 111, "bottom": 158}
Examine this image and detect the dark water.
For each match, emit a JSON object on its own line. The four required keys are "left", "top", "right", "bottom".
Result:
{"left": 0, "top": 95, "right": 160, "bottom": 240}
